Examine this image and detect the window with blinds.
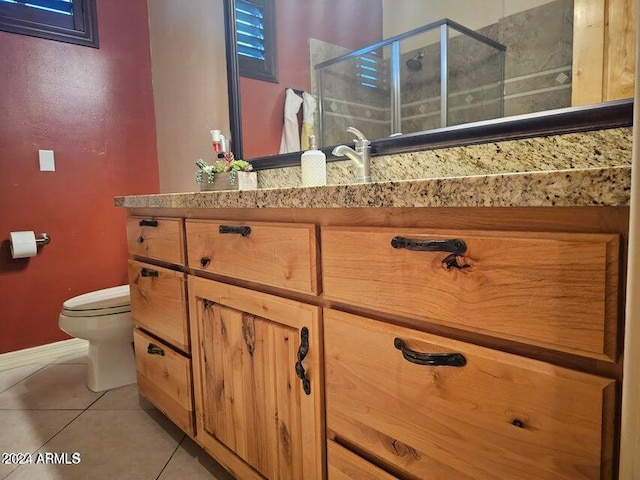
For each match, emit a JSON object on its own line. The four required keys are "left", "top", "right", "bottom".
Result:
{"left": 0, "top": 0, "right": 98, "bottom": 47}
{"left": 357, "top": 52, "right": 379, "bottom": 89}
{"left": 236, "top": 0, "right": 277, "bottom": 83}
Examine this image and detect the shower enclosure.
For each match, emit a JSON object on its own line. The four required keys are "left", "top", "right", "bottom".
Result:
{"left": 314, "top": 19, "right": 506, "bottom": 147}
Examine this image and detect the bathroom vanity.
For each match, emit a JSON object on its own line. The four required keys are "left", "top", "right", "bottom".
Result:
{"left": 116, "top": 160, "right": 631, "bottom": 479}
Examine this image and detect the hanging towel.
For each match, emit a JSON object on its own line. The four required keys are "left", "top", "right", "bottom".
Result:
{"left": 300, "top": 91, "right": 317, "bottom": 150}
{"left": 279, "top": 88, "right": 304, "bottom": 154}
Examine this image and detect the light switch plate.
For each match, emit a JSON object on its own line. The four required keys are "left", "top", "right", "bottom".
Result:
{"left": 39, "top": 150, "right": 55, "bottom": 171}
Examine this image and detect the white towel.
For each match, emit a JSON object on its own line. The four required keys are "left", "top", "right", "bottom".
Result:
{"left": 279, "top": 88, "right": 304, "bottom": 154}
{"left": 300, "top": 92, "right": 317, "bottom": 150}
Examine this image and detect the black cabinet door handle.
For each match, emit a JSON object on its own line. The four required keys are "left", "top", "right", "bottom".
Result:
{"left": 295, "top": 327, "right": 311, "bottom": 395}
{"left": 219, "top": 225, "right": 251, "bottom": 237}
{"left": 140, "top": 268, "right": 158, "bottom": 277}
{"left": 147, "top": 343, "right": 165, "bottom": 356}
{"left": 394, "top": 338, "right": 466, "bottom": 367}
{"left": 200, "top": 257, "right": 211, "bottom": 268}
{"left": 139, "top": 220, "right": 158, "bottom": 227}
{"left": 391, "top": 237, "right": 466, "bottom": 255}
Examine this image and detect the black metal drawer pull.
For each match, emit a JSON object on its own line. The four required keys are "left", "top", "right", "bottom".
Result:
{"left": 147, "top": 343, "right": 165, "bottom": 356}
{"left": 200, "top": 257, "right": 211, "bottom": 268}
{"left": 139, "top": 220, "right": 158, "bottom": 227}
{"left": 140, "top": 268, "right": 158, "bottom": 277}
{"left": 391, "top": 237, "right": 466, "bottom": 255}
{"left": 394, "top": 338, "right": 466, "bottom": 367}
{"left": 295, "top": 327, "right": 311, "bottom": 395}
{"left": 219, "top": 225, "right": 251, "bottom": 237}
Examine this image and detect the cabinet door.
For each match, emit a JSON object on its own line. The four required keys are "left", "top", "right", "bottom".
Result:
{"left": 126, "top": 216, "right": 184, "bottom": 265}
{"left": 325, "top": 309, "right": 615, "bottom": 480}
{"left": 185, "top": 220, "right": 319, "bottom": 295}
{"left": 133, "top": 329, "right": 194, "bottom": 436}
{"left": 322, "top": 226, "right": 620, "bottom": 361}
{"left": 128, "top": 260, "right": 189, "bottom": 353}
{"left": 189, "top": 276, "right": 324, "bottom": 480}
{"left": 328, "top": 441, "right": 399, "bottom": 480}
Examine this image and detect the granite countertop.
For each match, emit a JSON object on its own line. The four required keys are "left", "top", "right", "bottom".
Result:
{"left": 114, "top": 166, "right": 631, "bottom": 209}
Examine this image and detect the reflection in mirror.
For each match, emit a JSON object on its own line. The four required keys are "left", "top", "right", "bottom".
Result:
{"left": 230, "top": 0, "right": 633, "bottom": 161}
{"left": 313, "top": 19, "right": 506, "bottom": 148}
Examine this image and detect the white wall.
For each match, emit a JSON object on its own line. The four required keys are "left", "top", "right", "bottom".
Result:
{"left": 148, "top": 0, "right": 230, "bottom": 193}
{"left": 382, "top": 0, "right": 557, "bottom": 38}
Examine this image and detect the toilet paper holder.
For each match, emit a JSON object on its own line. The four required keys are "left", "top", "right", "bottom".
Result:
{"left": 36, "top": 233, "right": 51, "bottom": 246}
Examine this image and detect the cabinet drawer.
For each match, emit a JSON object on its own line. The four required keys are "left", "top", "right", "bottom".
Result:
{"left": 133, "top": 329, "right": 194, "bottom": 436}
{"left": 328, "top": 441, "right": 399, "bottom": 480}
{"left": 186, "top": 220, "right": 319, "bottom": 295}
{"left": 128, "top": 260, "right": 189, "bottom": 353}
{"left": 325, "top": 309, "right": 615, "bottom": 480}
{"left": 126, "top": 216, "right": 184, "bottom": 265}
{"left": 322, "top": 226, "right": 619, "bottom": 360}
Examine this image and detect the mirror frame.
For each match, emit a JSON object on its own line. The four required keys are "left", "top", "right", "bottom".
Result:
{"left": 223, "top": 0, "right": 633, "bottom": 170}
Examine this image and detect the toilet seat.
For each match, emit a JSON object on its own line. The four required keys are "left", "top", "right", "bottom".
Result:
{"left": 62, "top": 285, "right": 130, "bottom": 317}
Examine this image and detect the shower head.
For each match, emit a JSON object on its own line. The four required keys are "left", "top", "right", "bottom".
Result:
{"left": 406, "top": 52, "right": 424, "bottom": 71}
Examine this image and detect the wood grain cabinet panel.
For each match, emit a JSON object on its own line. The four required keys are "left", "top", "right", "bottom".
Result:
{"left": 133, "top": 329, "right": 194, "bottom": 436}
{"left": 325, "top": 309, "right": 615, "bottom": 480}
{"left": 328, "top": 441, "right": 399, "bottom": 480}
{"left": 185, "top": 220, "right": 319, "bottom": 295}
{"left": 128, "top": 260, "right": 189, "bottom": 353}
{"left": 322, "top": 226, "right": 620, "bottom": 361}
{"left": 126, "top": 216, "right": 184, "bottom": 265}
{"left": 188, "top": 276, "right": 325, "bottom": 480}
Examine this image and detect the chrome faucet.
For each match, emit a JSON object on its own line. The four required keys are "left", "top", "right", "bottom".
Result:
{"left": 332, "top": 127, "right": 371, "bottom": 183}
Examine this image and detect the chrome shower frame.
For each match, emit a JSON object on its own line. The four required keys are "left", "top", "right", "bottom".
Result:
{"left": 315, "top": 18, "right": 506, "bottom": 145}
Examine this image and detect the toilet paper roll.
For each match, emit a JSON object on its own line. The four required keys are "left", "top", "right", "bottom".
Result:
{"left": 10, "top": 231, "right": 38, "bottom": 259}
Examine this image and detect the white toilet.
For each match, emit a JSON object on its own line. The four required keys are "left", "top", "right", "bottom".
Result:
{"left": 58, "top": 285, "right": 137, "bottom": 392}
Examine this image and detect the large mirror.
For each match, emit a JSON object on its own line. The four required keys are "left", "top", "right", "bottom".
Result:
{"left": 224, "top": 0, "right": 635, "bottom": 164}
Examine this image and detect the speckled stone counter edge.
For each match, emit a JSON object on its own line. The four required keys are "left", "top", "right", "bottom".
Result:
{"left": 115, "top": 166, "right": 631, "bottom": 209}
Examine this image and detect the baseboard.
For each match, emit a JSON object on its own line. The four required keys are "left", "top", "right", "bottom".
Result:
{"left": 0, "top": 338, "right": 89, "bottom": 372}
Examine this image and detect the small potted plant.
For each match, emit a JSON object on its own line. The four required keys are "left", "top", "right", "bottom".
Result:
{"left": 196, "top": 152, "right": 256, "bottom": 191}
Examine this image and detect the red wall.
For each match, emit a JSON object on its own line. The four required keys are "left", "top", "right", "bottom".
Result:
{"left": 0, "top": 0, "right": 159, "bottom": 354}
{"left": 241, "top": 0, "right": 383, "bottom": 159}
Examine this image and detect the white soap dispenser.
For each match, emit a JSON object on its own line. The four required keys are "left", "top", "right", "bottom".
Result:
{"left": 301, "top": 135, "right": 327, "bottom": 187}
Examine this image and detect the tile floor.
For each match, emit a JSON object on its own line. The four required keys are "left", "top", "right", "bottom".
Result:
{"left": 0, "top": 353, "right": 234, "bottom": 480}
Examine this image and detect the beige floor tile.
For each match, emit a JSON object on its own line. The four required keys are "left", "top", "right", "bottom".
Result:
{"left": 158, "top": 437, "right": 234, "bottom": 480}
{"left": 5, "top": 410, "right": 185, "bottom": 480}
{"left": 51, "top": 353, "right": 88, "bottom": 365}
{"left": 88, "top": 384, "right": 154, "bottom": 411}
{"left": 0, "top": 364, "right": 46, "bottom": 394}
{"left": 0, "top": 365, "right": 102, "bottom": 410}
{"left": 0, "top": 409, "right": 81, "bottom": 479}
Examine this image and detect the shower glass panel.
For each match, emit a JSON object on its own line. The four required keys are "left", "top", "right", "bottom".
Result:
{"left": 316, "top": 44, "right": 393, "bottom": 147}
{"left": 314, "top": 19, "right": 506, "bottom": 148}
{"left": 398, "top": 27, "right": 444, "bottom": 135}
{"left": 445, "top": 24, "right": 505, "bottom": 127}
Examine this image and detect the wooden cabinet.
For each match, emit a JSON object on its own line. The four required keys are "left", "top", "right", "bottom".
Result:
{"left": 126, "top": 217, "right": 195, "bottom": 439}
{"left": 185, "top": 220, "right": 319, "bottom": 295}
{"left": 325, "top": 309, "right": 615, "bottom": 480}
{"left": 327, "top": 441, "right": 399, "bottom": 480}
{"left": 124, "top": 207, "right": 625, "bottom": 480}
{"left": 126, "top": 216, "right": 184, "bottom": 265}
{"left": 188, "top": 276, "right": 325, "bottom": 480}
{"left": 133, "top": 329, "right": 194, "bottom": 435}
{"left": 322, "top": 226, "right": 620, "bottom": 361}
{"left": 128, "top": 260, "right": 189, "bottom": 353}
